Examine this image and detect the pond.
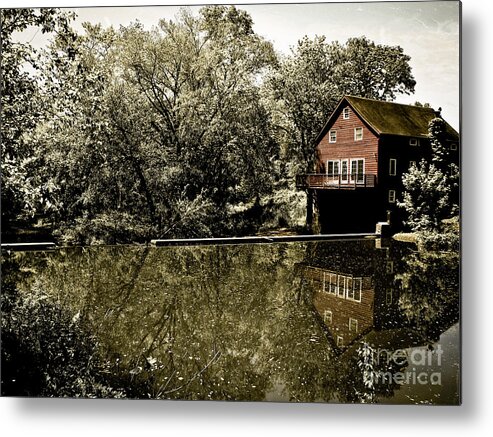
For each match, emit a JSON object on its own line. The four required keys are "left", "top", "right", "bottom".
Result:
{"left": 1, "top": 238, "right": 460, "bottom": 404}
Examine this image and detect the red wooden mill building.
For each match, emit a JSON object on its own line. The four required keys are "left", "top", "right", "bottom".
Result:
{"left": 296, "top": 95, "right": 460, "bottom": 233}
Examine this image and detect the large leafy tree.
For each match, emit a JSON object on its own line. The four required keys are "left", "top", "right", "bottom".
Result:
{"left": 117, "top": 7, "right": 278, "bottom": 234}
{"left": 30, "top": 6, "right": 279, "bottom": 243}
{"left": 1, "top": 8, "right": 75, "bottom": 232}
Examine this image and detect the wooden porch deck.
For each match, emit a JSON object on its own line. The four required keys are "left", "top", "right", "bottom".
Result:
{"left": 296, "top": 173, "right": 377, "bottom": 190}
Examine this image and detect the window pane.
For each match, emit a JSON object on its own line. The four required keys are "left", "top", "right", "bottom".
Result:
{"left": 354, "top": 287, "right": 361, "bottom": 302}
{"left": 337, "top": 276, "right": 346, "bottom": 297}
{"left": 330, "top": 274, "right": 337, "bottom": 294}
{"left": 347, "top": 277, "right": 353, "bottom": 299}
{"left": 355, "top": 127, "right": 363, "bottom": 140}
{"left": 341, "top": 160, "right": 348, "bottom": 181}
{"left": 389, "top": 190, "right": 396, "bottom": 203}
{"left": 390, "top": 159, "right": 396, "bottom": 176}
{"left": 333, "top": 161, "right": 340, "bottom": 176}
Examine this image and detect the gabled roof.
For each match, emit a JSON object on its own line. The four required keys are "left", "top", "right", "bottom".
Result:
{"left": 315, "top": 95, "right": 459, "bottom": 145}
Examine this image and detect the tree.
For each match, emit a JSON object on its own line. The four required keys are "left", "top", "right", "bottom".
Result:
{"left": 114, "top": 6, "right": 279, "bottom": 238}
{"left": 266, "top": 36, "right": 416, "bottom": 227}
{"left": 332, "top": 37, "right": 416, "bottom": 101}
{"left": 1, "top": 8, "right": 75, "bottom": 232}
{"left": 28, "top": 6, "right": 279, "bottom": 243}
{"left": 399, "top": 117, "right": 459, "bottom": 232}
{"left": 399, "top": 161, "right": 451, "bottom": 231}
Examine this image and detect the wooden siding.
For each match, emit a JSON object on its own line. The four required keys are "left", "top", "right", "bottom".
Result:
{"left": 313, "top": 287, "right": 375, "bottom": 349}
{"left": 316, "top": 104, "right": 379, "bottom": 176}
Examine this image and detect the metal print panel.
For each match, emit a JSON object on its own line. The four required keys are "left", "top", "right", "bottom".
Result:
{"left": 1, "top": 1, "right": 460, "bottom": 404}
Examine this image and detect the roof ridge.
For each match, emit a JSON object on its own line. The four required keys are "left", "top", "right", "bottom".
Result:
{"left": 345, "top": 95, "right": 436, "bottom": 111}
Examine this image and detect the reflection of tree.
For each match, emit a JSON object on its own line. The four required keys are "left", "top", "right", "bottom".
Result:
{"left": 11, "top": 243, "right": 321, "bottom": 400}
{"left": 5, "top": 240, "right": 460, "bottom": 401}
{"left": 1, "top": 254, "right": 125, "bottom": 397}
{"left": 394, "top": 249, "right": 459, "bottom": 340}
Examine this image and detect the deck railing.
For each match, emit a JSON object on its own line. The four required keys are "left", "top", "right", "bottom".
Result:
{"left": 296, "top": 173, "right": 377, "bottom": 190}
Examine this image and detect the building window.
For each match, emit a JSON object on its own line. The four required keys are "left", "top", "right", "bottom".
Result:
{"left": 386, "top": 289, "right": 393, "bottom": 304}
{"left": 354, "top": 127, "right": 363, "bottom": 141}
{"left": 324, "top": 310, "right": 333, "bottom": 324}
{"left": 388, "top": 190, "right": 396, "bottom": 203}
{"left": 386, "top": 261, "right": 394, "bottom": 274}
{"left": 337, "top": 336, "right": 344, "bottom": 347}
{"left": 389, "top": 159, "right": 397, "bottom": 176}
{"left": 341, "top": 159, "right": 349, "bottom": 183}
{"left": 322, "top": 271, "right": 328, "bottom": 293}
{"left": 329, "top": 273, "right": 337, "bottom": 294}
{"left": 337, "top": 275, "right": 346, "bottom": 298}
{"left": 327, "top": 160, "right": 340, "bottom": 177}
{"left": 329, "top": 130, "right": 337, "bottom": 143}
{"left": 409, "top": 160, "right": 416, "bottom": 169}
{"left": 347, "top": 277, "right": 362, "bottom": 302}
{"left": 409, "top": 138, "right": 419, "bottom": 146}
{"left": 451, "top": 143, "right": 458, "bottom": 151}
{"left": 350, "top": 158, "right": 365, "bottom": 184}
{"left": 346, "top": 277, "right": 353, "bottom": 299}
{"left": 343, "top": 107, "right": 350, "bottom": 119}
{"left": 349, "top": 318, "right": 358, "bottom": 332}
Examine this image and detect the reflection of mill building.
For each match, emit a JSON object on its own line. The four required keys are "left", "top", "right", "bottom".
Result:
{"left": 296, "top": 96, "right": 460, "bottom": 232}
{"left": 297, "top": 238, "right": 460, "bottom": 404}
{"left": 298, "top": 239, "right": 409, "bottom": 352}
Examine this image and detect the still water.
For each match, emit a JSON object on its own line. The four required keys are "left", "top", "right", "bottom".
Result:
{"left": 2, "top": 239, "right": 460, "bottom": 404}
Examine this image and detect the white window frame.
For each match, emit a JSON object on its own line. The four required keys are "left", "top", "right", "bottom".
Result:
{"left": 386, "top": 261, "right": 394, "bottom": 274}
{"left": 337, "top": 336, "right": 344, "bottom": 347}
{"left": 451, "top": 143, "right": 458, "bottom": 151}
{"left": 340, "top": 159, "right": 349, "bottom": 183}
{"left": 354, "top": 127, "right": 363, "bottom": 141}
{"left": 409, "top": 160, "right": 416, "bottom": 169}
{"left": 329, "top": 130, "right": 337, "bottom": 143}
{"left": 386, "top": 289, "right": 393, "bottom": 304}
{"left": 324, "top": 310, "right": 333, "bottom": 324}
{"left": 346, "top": 277, "right": 353, "bottom": 299}
{"left": 350, "top": 158, "right": 365, "bottom": 184}
{"left": 388, "top": 190, "right": 396, "bottom": 203}
{"left": 349, "top": 318, "right": 358, "bottom": 332}
{"left": 348, "top": 278, "right": 362, "bottom": 303}
{"left": 337, "top": 275, "right": 346, "bottom": 298}
{"left": 343, "top": 107, "right": 350, "bottom": 119}
{"left": 409, "top": 138, "right": 419, "bottom": 146}
{"left": 389, "top": 158, "right": 397, "bottom": 176}
{"left": 329, "top": 273, "right": 337, "bottom": 294}
{"left": 327, "top": 160, "right": 340, "bottom": 177}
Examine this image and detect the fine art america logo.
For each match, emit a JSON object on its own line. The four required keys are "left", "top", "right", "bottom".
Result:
{"left": 358, "top": 343, "right": 443, "bottom": 386}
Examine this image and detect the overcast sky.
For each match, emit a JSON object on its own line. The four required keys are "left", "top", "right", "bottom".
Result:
{"left": 13, "top": 1, "right": 460, "bottom": 130}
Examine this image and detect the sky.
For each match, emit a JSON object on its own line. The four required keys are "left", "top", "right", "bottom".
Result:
{"left": 11, "top": 0, "right": 460, "bottom": 130}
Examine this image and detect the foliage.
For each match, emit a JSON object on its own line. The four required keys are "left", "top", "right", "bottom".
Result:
{"left": 417, "top": 229, "right": 459, "bottom": 252}
{"left": 1, "top": 262, "right": 125, "bottom": 397}
{"left": 356, "top": 342, "right": 377, "bottom": 403}
{"left": 19, "top": 6, "right": 280, "bottom": 242}
{"left": 3, "top": 7, "right": 419, "bottom": 242}
{"left": 399, "top": 160, "right": 452, "bottom": 231}
{"left": 1, "top": 8, "right": 76, "bottom": 229}
{"left": 394, "top": 249, "right": 459, "bottom": 335}
{"left": 399, "top": 118, "right": 459, "bottom": 232}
